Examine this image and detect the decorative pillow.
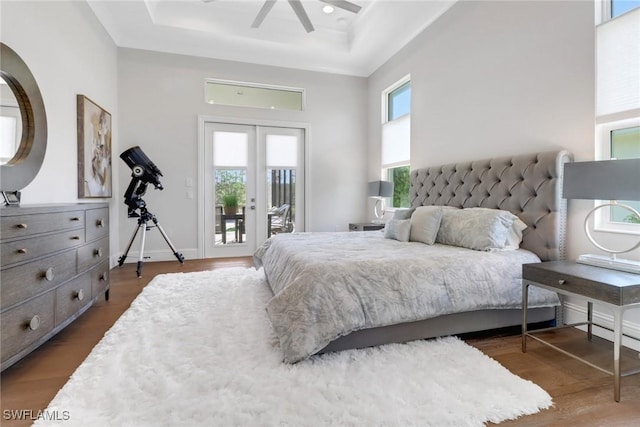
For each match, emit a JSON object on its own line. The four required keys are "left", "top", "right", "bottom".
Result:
{"left": 409, "top": 206, "right": 443, "bottom": 245}
{"left": 384, "top": 219, "right": 411, "bottom": 242}
{"left": 436, "top": 208, "right": 519, "bottom": 251}
{"left": 392, "top": 208, "right": 416, "bottom": 220}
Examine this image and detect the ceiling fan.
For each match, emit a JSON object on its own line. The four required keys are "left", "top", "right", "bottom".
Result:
{"left": 202, "top": 0, "right": 362, "bottom": 33}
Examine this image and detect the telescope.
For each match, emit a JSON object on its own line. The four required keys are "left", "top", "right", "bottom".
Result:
{"left": 120, "top": 146, "right": 164, "bottom": 190}
{"left": 120, "top": 146, "right": 163, "bottom": 217}
{"left": 118, "top": 146, "right": 184, "bottom": 277}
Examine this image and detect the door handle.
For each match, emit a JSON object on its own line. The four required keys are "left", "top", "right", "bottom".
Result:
{"left": 250, "top": 206, "right": 256, "bottom": 210}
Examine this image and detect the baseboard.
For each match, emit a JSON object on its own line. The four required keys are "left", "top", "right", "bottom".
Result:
{"left": 563, "top": 301, "right": 640, "bottom": 352}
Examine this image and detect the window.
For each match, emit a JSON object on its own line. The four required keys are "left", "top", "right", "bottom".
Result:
{"left": 205, "top": 79, "right": 304, "bottom": 111}
{"left": 387, "top": 81, "right": 410, "bottom": 121}
{"left": 612, "top": 0, "right": 640, "bottom": 18}
{"left": 596, "top": 120, "right": 640, "bottom": 233}
{"left": 599, "top": 0, "right": 640, "bottom": 22}
{"left": 611, "top": 126, "right": 640, "bottom": 224}
{"left": 595, "top": 5, "right": 640, "bottom": 233}
{"left": 381, "top": 76, "right": 411, "bottom": 208}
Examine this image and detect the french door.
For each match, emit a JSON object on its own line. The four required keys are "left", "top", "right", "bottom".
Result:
{"left": 201, "top": 121, "right": 305, "bottom": 258}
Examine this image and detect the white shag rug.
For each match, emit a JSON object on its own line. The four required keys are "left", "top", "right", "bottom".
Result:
{"left": 36, "top": 268, "right": 552, "bottom": 427}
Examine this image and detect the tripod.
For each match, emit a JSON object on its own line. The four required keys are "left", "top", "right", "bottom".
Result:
{"left": 118, "top": 205, "right": 184, "bottom": 278}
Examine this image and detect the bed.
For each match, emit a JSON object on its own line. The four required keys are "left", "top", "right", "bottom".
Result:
{"left": 254, "top": 150, "right": 573, "bottom": 363}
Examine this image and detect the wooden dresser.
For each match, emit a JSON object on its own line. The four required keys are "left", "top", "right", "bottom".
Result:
{"left": 1, "top": 203, "right": 110, "bottom": 371}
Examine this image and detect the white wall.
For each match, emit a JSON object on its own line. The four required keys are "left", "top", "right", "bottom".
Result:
{"left": 1, "top": 0, "right": 119, "bottom": 265}
{"left": 367, "top": 0, "right": 640, "bottom": 345}
{"left": 117, "top": 48, "right": 368, "bottom": 259}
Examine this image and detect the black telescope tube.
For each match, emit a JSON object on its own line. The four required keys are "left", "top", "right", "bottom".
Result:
{"left": 120, "top": 146, "right": 163, "bottom": 189}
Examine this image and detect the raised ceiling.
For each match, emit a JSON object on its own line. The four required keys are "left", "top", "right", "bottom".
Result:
{"left": 87, "top": 0, "right": 456, "bottom": 76}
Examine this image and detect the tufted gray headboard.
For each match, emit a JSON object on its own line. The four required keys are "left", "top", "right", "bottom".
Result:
{"left": 409, "top": 151, "right": 573, "bottom": 261}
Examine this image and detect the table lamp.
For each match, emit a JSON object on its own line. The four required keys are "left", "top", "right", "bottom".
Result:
{"left": 368, "top": 180, "right": 394, "bottom": 223}
{"left": 563, "top": 158, "right": 640, "bottom": 273}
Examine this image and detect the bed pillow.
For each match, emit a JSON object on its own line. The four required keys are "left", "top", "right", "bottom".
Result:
{"left": 392, "top": 208, "right": 415, "bottom": 220}
{"left": 502, "top": 218, "right": 528, "bottom": 250}
{"left": 384, "top": 219, "right": 411, "bottom": 242}
{"left": 409, "top": 206, "right": 443, "bottom": 245}
{"left": 436, "top": 207, "right": 519, "bottom": 251}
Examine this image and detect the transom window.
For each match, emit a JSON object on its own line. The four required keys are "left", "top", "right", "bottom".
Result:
{"left": 612, "top": 0, "right": 640, "bottom": 18}
{"left": 205, "top": 79, "right": 304, "bottom": 111}
{"left": 387, "top": 81, "right": 410, "bottom": 121}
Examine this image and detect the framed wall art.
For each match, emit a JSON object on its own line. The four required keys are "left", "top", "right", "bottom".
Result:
{"left": 77, "top": 95, "right": 112, "bottom": 198}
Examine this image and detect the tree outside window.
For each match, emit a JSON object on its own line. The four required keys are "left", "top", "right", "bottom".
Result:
{"left": 215, "top": 169, "right": 246, "bottom": 207}
{"left": 387, "top": 165, "right": 410, "bottom": 208}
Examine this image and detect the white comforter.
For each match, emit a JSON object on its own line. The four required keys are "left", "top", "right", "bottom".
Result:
{"left": 254, "top": 231, "right": 559, "bottom": 363}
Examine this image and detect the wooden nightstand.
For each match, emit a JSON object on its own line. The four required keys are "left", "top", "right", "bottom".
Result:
{"left": 349, "top": 222, "right": 385, "bottom": 232}
{"left": 522, "top": 261, "right": 640, "bottom": 402}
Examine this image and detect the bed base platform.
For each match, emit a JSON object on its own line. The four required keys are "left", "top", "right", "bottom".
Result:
{"left": 318, "top": 307, "right": 556, "bottom": 355}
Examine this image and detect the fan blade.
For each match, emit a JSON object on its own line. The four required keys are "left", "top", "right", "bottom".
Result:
{"left": 251, "top": 0, "right": 277, "bottom": 28}
{"left": 288, "top": 0, "right": 314, "bottom": 33}
{"left": 319, "top": 0, "right": 361, "bottom": 14}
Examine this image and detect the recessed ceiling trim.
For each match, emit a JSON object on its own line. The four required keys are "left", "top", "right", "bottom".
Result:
{"left": 87, "top": 0, "right": 458, "bottom": 77}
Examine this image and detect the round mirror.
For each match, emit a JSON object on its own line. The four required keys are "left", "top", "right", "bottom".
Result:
{"left": 1, "top": 74, "right": 23, "bottom": 165}
{"left": 0, "top": 43, "right": 47, "bottom": 192}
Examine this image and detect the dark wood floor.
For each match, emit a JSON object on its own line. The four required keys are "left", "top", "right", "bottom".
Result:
{"left": 2, "top": 258, "right": 640, "bottom": 426}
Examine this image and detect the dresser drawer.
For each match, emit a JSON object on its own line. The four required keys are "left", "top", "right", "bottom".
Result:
{"left": 86, "top": 207, "right": 109, "bottom": 242}
{"left": 1, "top": 210, "right": 84, "bottom": 240}
{"left": 1, "top": 229, "right": 85, "bottom": 266}
{"left": 1, "top": 250, "right": 77, "bottom": 311}
{"left": 78, "top": 237, "right": 109, "bottom": 272}
{"left": 55, "top": 273, "right": 92, "bottom": 326}
{"left": 1, "top": 291, "right": 55, "bottom": 363}
{"left": 91, "top": 261, "right": 110, "bottom": 299}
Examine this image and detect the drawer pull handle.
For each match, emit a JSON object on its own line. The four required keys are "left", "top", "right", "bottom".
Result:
{"left": 100, "top": 272, "right": 108, "bottom": 281}
{"left": 95, "top": 248, "right": 103, "bottom": 257}
{"left": 71, "top": 217, "right": 81, "bottom": 222}
{"left": 17, "top": 248, "right": 28, "bottom": 254}
{"left": 44, "top": 267, "right": 54, "bottom": 281}
{"left": 71, "top": 236, "right": 81, "bottom": 240}
{"left": 97, "top": 218, "right": 105, "bottom": 227}
{"left": 28, "top": 315, "right": 41, "bottom": 331}
{"left": 558, "top": 279, "right": 566, "bottom": 285}
{"left": 75, "top": 289, "right": 85, "bottom": 301}
{"left": 16, "top": 223, "right": 28, "bottom": 229}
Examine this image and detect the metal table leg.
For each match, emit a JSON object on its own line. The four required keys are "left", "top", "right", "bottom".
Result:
{"left": 522, "top": 281, "right": 529, "bottom": 353}
{"left": 588, "top": 301, "right": 593, "bottom": 341}
{"left": 613, "top": 308, "right": 623, "bottom": 402}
